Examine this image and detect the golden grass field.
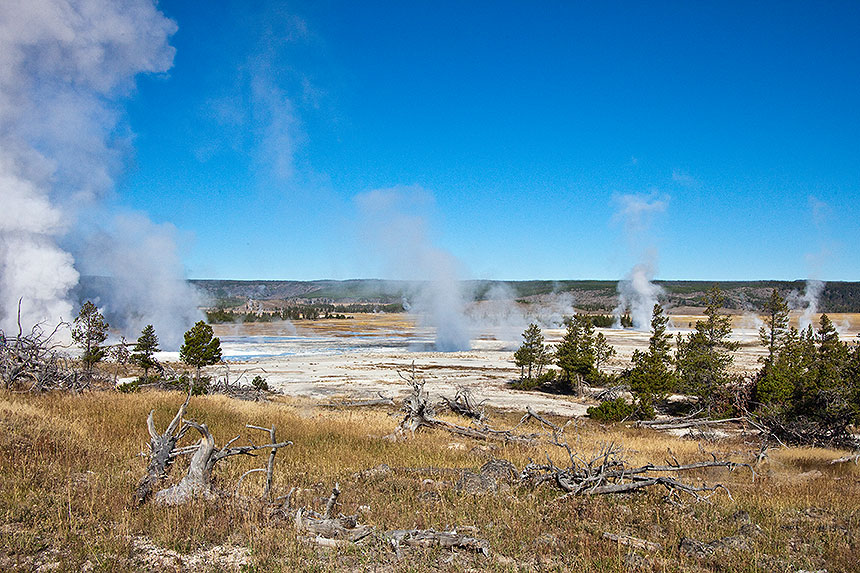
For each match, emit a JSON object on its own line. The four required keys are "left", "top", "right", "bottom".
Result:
{"left": 2, "top": 387, "right": 859, "bottom": 572}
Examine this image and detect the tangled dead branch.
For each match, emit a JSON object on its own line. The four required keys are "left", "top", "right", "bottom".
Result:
{"left": 291, "top": 482, "right": 490, "bottom": 555}
{"left": 1, "top": 304, "right": 78, "bottom": 392}
{"left": 394, "top": 363, "right": 535, "bottom": 444}
{"left": 522, "top": 439, "right": 750, "bottom": 501}
{"left": 154, "top": 420, "right": 292, "bottom": 505}
{"left": 135, "top": 390, "right": 192, "bottom": 505}
{"left": 440, "top": 387, "right": 487, "bottom": 422}
{"left": 135, "top": 393, "right": 291, "bottom": 505}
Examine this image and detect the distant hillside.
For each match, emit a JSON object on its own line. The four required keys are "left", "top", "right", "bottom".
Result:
{"left": 186, "top": 279, "right": 860, "bottom": 313}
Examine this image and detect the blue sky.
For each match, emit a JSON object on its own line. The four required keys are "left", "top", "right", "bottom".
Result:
{"left": 117, "top": 1, "right": 860, "bottom": 281}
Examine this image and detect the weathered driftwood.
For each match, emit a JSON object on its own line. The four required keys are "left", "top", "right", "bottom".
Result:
{"left": 830, "top": 452, "right": 860, "bottom": 465}
{"left": 637, "top": 415, "right": 745, "bottom": 431}
{"left": 243, "top": 424, "right": 283, "bottom": 500}
{"left": 135, "top": 390, "right": 191, "bottom": 505}
{"left": 153, "top": 419, "right": 291, "bottom": 505}
{"left": 385, "top": 529, "right": 490, "bottom": 556}
{"left": 289, "top": 482, "right": 489, "bottom": 555}
{"left": 323, "top": 392, "right": 395, "bottom": 408}
{"left": 522, "top": 441, "right": 749, "bottom": 500}
{"left": 293, "top": 484, "right": 374, "bottom": 544}
{"left": 396, "top": 363, "right": 436, "bottom": 435}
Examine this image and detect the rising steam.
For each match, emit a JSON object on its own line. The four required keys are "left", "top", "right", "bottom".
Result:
{"left": 0, "top": 0, "right": 201, "bottom": 348}
{"left": 355, "top": 186, "right": 470, "bottom": 351}
{"left": 614, "top": 262, "right": 664, "bottom": 330}
{"left": 796, "top": 279, "right": 825, "bottom": 332}
{"left": 611, "top": 192, "right": 669, "bottom": 330}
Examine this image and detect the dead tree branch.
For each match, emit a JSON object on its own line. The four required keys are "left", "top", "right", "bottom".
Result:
{"left": 439, "top": 387, "right": 487, "bottom": 422}
{"left": 394, "top": 363, "right": 535, "bottom": 444}
{"left": 323, "top": 392, "right": 395, "bottom": 408}
{"left": 385, "top": 529, "right": 490, "bottom": 556}
{"left": 521, "top": 439, "right": 750, "bottom": 501}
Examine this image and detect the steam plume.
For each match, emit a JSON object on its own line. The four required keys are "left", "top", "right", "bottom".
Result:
{"left": 797, "top": 279, "right": 824, "bottom": 332}
{"left": 0, "top": 0, "right": 199, "bottom": 347}
{"left": 76, "top": 214, "right": 203, "bottom": 349}
{"left": 611, "top": 192, "right": 668, "bottom": 330}
{"left": 614, "top": 262, "right": 664, "bottom": 330}
{"left": 355, "top": 186, "right": 470, "bottom": 351}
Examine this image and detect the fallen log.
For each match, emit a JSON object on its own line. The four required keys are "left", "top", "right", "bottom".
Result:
{"left": 602, "top": 532, "right": 662, "bottom": 552}
{"left": 637, "top": 416, "right": 745, "bottom": 430}
{"left": 385, "top": 528, "right": 490, "bottom": 556}
{"left": 323, "top": 392, "right": 395, "bottom": 408}
{"left": 522, "top": 440, "right": 750, "bottom": 501}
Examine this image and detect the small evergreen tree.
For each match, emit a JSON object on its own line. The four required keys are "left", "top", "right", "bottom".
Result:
{"left": 514, "top": 323, "right": 550, "bottom": 381}
{"left": 754, "top": 315, "right": 859, "bottom": 447}
{"left": 555, "top": 315, "right": 596, "bottom": 395}
{"left": 624, "top": 303, "right": 676, "bottom": 418}
{"left": 132, "top": 324, "right": 160, "bottom": 379}
{"left": 759, "top": 288, "right": 790, "bottom": 365}
{"left": 72, "top": 301, "right": 109, "bottom": 375}
{"left": 675, "top": 286, "right": 740, "bottom": 411}
{"left": 180, "top": 321, "right": 222, "bottom": 390}
{"left": 593, "top": 332, "right": 616, "bottom": 375}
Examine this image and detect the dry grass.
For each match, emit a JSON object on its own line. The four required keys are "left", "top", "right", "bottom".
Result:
{"left": 1, "top": 389, "right": 858, "bottom": 571}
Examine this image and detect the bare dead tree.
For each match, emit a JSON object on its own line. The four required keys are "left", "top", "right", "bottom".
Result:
{"left": 1, "top": 301, "right": 77, "bottom": 392}
{"left": 153, "top": 419, "right": 291, "bottom": 505}
{"left": 394, "top": 363, "right": 535, "bottom": 444}
{"left": 396, "top": 362, "right": 435, "bottom": 435}
{"left": 135, "top": 390, "right": 192, "bottom": 505}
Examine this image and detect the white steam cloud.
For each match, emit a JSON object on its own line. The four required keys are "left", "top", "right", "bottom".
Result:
{"left": 796, "top": 279, "right": 825, "bottom": 332}
{"left": 0, "top": 0, "right": 200, "bottom": 348}
{"left": 611, "top": 192, "right": 669, "bottom": 331}
{"left": 355, "top": 186, "right": 470, "bottom": 351}
{"left": 614, "top": 262, "right": 664, "bottom": 330}
{"left": 76, "top": 214, "right": 203, "bottom": 349}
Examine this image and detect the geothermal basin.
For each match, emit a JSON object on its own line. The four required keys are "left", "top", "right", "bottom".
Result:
{"left": 206, "top": 312, "right": 859, "bottom": 417}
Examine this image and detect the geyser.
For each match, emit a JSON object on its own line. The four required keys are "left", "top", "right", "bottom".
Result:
{"left": 0, "top": 0, "right": 201, "bottom": 348}
{"left": 355, "top": 185, "right": 470, "bottom": 352}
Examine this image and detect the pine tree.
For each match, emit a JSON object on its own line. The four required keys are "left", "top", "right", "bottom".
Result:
{"left": 514, "top": 323, "right": 550, "bottom": 381}
{"left": 180, "top": 321, "right": 222, "bottom": 390}
{"left": 625, "top": 303, "right": 676, "bottom": 417}
{"left": 675, "top": 286, "right": 739, "bottom": 410}
{"left": 759, "top": 288, "right": 790, "bottom": 365}
{"left": 593, "top": 332, "right": 616, "bottom": 374}
{"left": 555, "top": 315, "right": 596, "bottom": 394}
{"left": 132, "top": 324, "right": 160, "bottom": 379}
{"left": 72, "top": 301, "right": 109, "bottom": 375}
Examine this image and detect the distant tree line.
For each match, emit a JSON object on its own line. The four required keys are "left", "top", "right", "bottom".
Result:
{"left": 206, "top": 302, "right": 405, "bottom": 323}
